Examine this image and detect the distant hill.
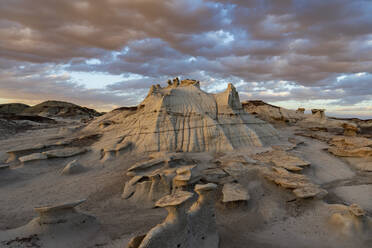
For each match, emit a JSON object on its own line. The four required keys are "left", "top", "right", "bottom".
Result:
{"left": 0, "top": 103, "right": 30, "bottom": 114}
{"left": 22, "top": 100, "right": 102, "bottom": 119}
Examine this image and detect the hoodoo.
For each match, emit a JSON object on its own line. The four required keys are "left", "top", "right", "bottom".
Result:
{"left": 87, "top": 79, "right": 278, "bottom": 153}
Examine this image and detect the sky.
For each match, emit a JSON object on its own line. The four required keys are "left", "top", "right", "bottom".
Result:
{"left": 0, "top": 0, "right": 372, "bottom": 118}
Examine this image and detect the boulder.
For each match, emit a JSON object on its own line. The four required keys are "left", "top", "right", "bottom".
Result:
{"left": 61, "top": 160, "right": 85, "bottom": 175}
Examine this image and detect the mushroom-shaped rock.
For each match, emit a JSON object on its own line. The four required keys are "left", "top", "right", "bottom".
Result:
{"left": 296, "top": 108, "right": 305, "bottom": 114}
{"left": 311, "top": 109, "right": 325, "bottom": 119}
{"left": 34, "top": 199, "right": 86, "bottom": 224}
{"left": 138, "top": 191, "right": 194, "bottom": 248}
{"left": 222, "top": 183, "right": 250, "bottom": 203}
{"left": 61, "top": 160, "right": 85, "bottom": 175}
{"left": 188, "top": 183, "right": 219, "bottom": 248}
{"left": 343, "top": 123, "right": 359, "bottom": 137}
{"left": 173, "top": 165, "right": 200, "bottom": 189}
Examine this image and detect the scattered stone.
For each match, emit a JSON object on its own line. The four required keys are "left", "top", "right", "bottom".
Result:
{"left": 292, "top": 186, "right": 327, "bottom": 199}
{"left": 349, "top": 204, "right": 365, "bottom": 217}
{"left": 61, "top": 160, "right": 85, "bottom": 175}
{"left": 222, "top": 183, "right": 250, "bottom": 203}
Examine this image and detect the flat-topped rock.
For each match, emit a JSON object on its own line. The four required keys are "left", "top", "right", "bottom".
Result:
{"left": 195, "top": 183, "right": 218, "bottom": 192}
{"left": 222, "top": 183, "right": 250, "bottom": 203}
{"left": 34, "top": 199, "right": 86, "bottom": 213}
{"left": 128, "top": 158, "right": 165, "bottom": 172}
{"left": 44, "top": 147, "right": 88, "bottom": 158}
{"left": 293, "top": 186, "right": 327, "bottom": 199}
{"left": 155, "top": 191, "right": 194, "bottom": 207}
{"left": 19, "top": 153, "right": 48, "bottom": 162}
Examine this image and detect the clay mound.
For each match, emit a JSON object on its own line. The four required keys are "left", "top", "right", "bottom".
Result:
{"left": 0, "top": 103, "right": 30, "bottom": 114}
{"left": 22, "top": 100, "right": 102, "bottom": 119}
{"left": 242, "top": 100, "right": 305, "bottom": 124}
{"left": 86, "top": 80, "right": 279, "bottom": 153}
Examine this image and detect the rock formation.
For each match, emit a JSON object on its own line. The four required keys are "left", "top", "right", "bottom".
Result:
{"left": 187, "top": 183, "right": 219, "bottom": 248}
{"left": 86, "top": 80, "right": 279, "bottom": 153}
{"left": 132, "top": 184, "right": 219, "bottom": 248}
{"left": 311, "top": 109, "right": 326, "bottom": 119}
{"left": 296, "top": 108, "right": 305, "bottom": 114}
{"left": 136, "top": 191, "right": 194, "bottom": 248}
{"left": 242, "top": 100, "right": 305, "bottom": 124}
{"left": 343, "top": 123, "right": 359, "bottom": 136}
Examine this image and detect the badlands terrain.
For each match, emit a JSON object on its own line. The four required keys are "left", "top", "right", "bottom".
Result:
{"left": 0, "top": 79, "right": 371, "bottom": 248}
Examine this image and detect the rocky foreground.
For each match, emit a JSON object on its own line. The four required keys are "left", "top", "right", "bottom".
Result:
{"left": 0, "top": 79, "right": 371, "bottom": 248}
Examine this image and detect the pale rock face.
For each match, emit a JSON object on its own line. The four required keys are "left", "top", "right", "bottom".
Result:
{"left": 86, "top": 82, "right": 279, "bottom": 153}
{"left": 242, "top": 100, "right": 305, "bottom": 124}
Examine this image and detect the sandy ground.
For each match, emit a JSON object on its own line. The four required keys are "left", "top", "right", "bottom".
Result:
{"left": 0, "top": 125, "right": 371, "bottom": 248}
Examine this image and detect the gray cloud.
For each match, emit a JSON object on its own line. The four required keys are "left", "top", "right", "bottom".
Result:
{"left": 0, "top": 0, "right": 372, "bottom": 113}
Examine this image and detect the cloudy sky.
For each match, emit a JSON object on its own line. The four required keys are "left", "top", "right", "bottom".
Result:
{"left": 1, "top": 0, "right": 372, "bottom": 118}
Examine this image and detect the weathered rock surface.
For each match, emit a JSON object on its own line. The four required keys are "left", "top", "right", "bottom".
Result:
{"left": 254, "top": 149, "right": 310, "bottom": 172}
{"left": 85, "top": 81, "right": 279, "bottom": 153}
{"left": 263, "top": 167, "right": 327, "bottom": 199}
{"left": 222, "top": 183, "right": 250, "bottom": 203}
{"left": 242, "top": 100, "right": 305, "bottom": 124}
{"left": 328, "top": 136, "right": 372, "bottom": 157}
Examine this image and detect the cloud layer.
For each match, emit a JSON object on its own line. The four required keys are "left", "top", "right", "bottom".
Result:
{"left": 0, "top": 0, "right": 371, "bottom": 116}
